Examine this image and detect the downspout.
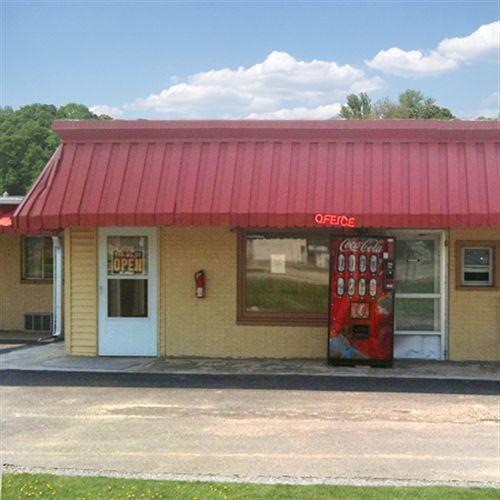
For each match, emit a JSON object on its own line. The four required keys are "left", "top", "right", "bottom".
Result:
{"left": 52, "top": 236, "right": 63, "bottom": 338}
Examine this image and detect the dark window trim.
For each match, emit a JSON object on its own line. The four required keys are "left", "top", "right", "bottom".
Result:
{"left": 455, "top": 240, "right": 499, "bottom": 291}
{"left": 236, "top": 229, "right": 329, "bottom": 326}
{"left": 21, "top": 236, "right": 53, "bottom": 284}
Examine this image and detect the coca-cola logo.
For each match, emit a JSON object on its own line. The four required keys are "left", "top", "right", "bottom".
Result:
{"left": 339, "top": 238, "right": 383, "bottom": 254}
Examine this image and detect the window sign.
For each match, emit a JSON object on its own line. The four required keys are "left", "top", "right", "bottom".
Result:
{"left": 107, "top": 237, "right": 148, "bottom": 276}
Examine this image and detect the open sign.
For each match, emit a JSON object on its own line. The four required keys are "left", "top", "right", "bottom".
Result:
{"left": 112, "top": 250, "right": 143, "bottom": 274}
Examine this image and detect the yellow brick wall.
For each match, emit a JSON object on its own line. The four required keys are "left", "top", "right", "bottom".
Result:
{"left": 0, "top": 234, "right": 52, "bottom": 331}
{"left": 161, "top": 227, "right": 326, "bottom": 358}
{"left": 64, "top": 228, "right": 98, "bottom": 356}
{"left": 448, "top": 228, "right": 500, "bottom": 361}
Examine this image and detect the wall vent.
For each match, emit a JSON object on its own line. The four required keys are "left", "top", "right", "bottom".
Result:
{"left": 24, "top": 313, "right": 53, "bottom": 332}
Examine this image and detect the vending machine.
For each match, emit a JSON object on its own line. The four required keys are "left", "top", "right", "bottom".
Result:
{"left": 328, "top": 237, "right": 395, "bottom": 366}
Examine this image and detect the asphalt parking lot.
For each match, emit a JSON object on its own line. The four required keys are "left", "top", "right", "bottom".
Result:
{"left": 1, "top": 370, "right": 499, "bottom": 486}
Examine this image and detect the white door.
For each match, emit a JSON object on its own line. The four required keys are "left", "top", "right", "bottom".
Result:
{"left": 98, "top": 227, "right": 157, "bottom": 356}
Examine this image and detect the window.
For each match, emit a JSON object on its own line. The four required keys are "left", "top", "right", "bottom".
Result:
{"left": 461, "top": 247, "right": 493, "bottom": 287}
{"left": 455, "top": 241, "right": 498, "bottom": 290}
{"left": 107, "top": 236, "right": 149, "bottom": 317}
{"left": 238, "top": 231, "right": 330, "bottom": 325}
{"left": 22, "top": 237, "right": 53, "bottom": 281}
{"left": 108, "top": 279, "right": 148, "bottom": 318}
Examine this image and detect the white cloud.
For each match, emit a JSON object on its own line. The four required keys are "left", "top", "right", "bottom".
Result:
{"left": 366, "top": 21, "right": 499, "bottom": 77}
{"left": 90, "top": 104, "right": 124, "bottom": 118}
{"left": 471, "top": 92, "right": 500, "bottom": 119}
{"left": 484, "top": 91, "right": 500, "bottom": 104}
{"left": 473, "top": 107, "right": 499, "bottom": 119}
{"left": 246, "top": 103, "right": 342, "bottom": 119}
{"left": 438, "top": 21, "right": 500, "bottom": 61}
{"left": 365, "top": 48, "right": 458, "bottom": 77}
{"left": 125, "top": 51, "right": 383, "bottom": 118}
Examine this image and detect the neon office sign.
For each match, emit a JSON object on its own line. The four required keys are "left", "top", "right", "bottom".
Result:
{"left": 314, "top": 213, "right": 356, "bottom": 228}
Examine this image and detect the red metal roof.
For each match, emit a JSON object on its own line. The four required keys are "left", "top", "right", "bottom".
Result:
{"left": 15, "top": 120, "right": 500, "bottom": 231}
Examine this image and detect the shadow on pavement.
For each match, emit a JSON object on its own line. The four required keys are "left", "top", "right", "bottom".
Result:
{"left": 1, "top": 370, "right": 499, "bottom": 396}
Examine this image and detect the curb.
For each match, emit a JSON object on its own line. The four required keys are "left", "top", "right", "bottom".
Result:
{"left": 2, "top": 369, "right": 500, "bottom": 396}
{"left": 0, "top": 366, "right": 499, "bottom": 383}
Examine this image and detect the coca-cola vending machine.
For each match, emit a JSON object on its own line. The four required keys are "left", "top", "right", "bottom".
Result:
{"left": 328, "top": 237, "right": 395, "bottom": 366}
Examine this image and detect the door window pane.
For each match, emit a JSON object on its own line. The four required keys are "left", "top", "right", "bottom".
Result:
{"left": 108, "top": 279, "right": 148, "bottom": 318}
{"left": 245, "top": 235, "right": 330, "bottom": 314}
{"left": 396, "top": 238, "right": 439, "bottom": 293}
{"left": 107, "top": 236, "right": 148, "bottom": 276}
{"left": 395, "top": 298, "right": 440, "bottom": 331}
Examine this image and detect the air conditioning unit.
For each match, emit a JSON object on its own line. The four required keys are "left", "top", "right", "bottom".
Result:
{"left": 24, "top": 313, "right": 53, "bottom": 332}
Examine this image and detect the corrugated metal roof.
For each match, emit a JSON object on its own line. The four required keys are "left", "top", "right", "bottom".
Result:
{"left": 15, "top": 120, "right": 500, "bottom": 231}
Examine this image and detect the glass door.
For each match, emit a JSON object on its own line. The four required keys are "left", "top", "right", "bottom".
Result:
{"left": 391, "top": 231, "right": 446, "bottom": 359}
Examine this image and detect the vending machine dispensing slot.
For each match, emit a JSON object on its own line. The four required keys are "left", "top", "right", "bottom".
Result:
{"left": 328, "top": 237, "right": 396, "bottom": 367}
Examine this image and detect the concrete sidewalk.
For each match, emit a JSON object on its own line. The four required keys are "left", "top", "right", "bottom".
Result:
{"left": 1, "top": 341, "right": 499, "bottom": 381}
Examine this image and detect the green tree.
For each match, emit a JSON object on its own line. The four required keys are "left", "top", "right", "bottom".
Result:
{"left": 339, "top": 93, "right": 373, "bottom": 119}
{"left": 57, "top": 103, "right": 112, "bottom": 120}
{"left": 397, "top": 89, "right": 427, "bottom": 118}
{"left": 337, "top": 89, "right": 455, "bottom": 120}
{"left": 0, "top": 103, "right": 111, "bottom": 195}
{"left": 373, "top": 97, "right": 408, "bottom": 119}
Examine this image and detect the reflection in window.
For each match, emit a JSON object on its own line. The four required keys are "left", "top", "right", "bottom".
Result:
{"left": 395, "top": 298, "right": 440, "bottom": 332}
{"left": 396, "top": 238, "right": 439, "bottom": 293}
{"left": 245, "top": 235, "right": 330, "bottom": 315}
{"left": 462, "top": 248, "right": 493, "bottom": 286}
{"left": 108, "top": 279, "right": 148, "bottom": 318}
{"left": 23, "top": 237, "right": 53, "bottom": 281}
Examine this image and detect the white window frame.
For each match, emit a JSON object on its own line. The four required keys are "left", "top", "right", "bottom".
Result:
{"left": 461, "top": 247, "right": 493, "bottom": 287}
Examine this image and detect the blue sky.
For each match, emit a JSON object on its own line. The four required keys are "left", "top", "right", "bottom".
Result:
{"left": 2, "top": 1, "right": 499, "bottom": 119}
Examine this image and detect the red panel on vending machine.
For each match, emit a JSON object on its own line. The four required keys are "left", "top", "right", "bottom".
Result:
{"left": 328, "top": 237, "right": 395, "bottom": 366}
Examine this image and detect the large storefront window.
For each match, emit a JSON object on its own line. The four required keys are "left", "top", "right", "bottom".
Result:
{"left": 238, "top": 231, "right": 330, "bottom": 324}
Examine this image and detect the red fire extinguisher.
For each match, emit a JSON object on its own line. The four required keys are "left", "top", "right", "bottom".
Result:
{"left": 194, "top": 270, "right": 206, "bottom": 298}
